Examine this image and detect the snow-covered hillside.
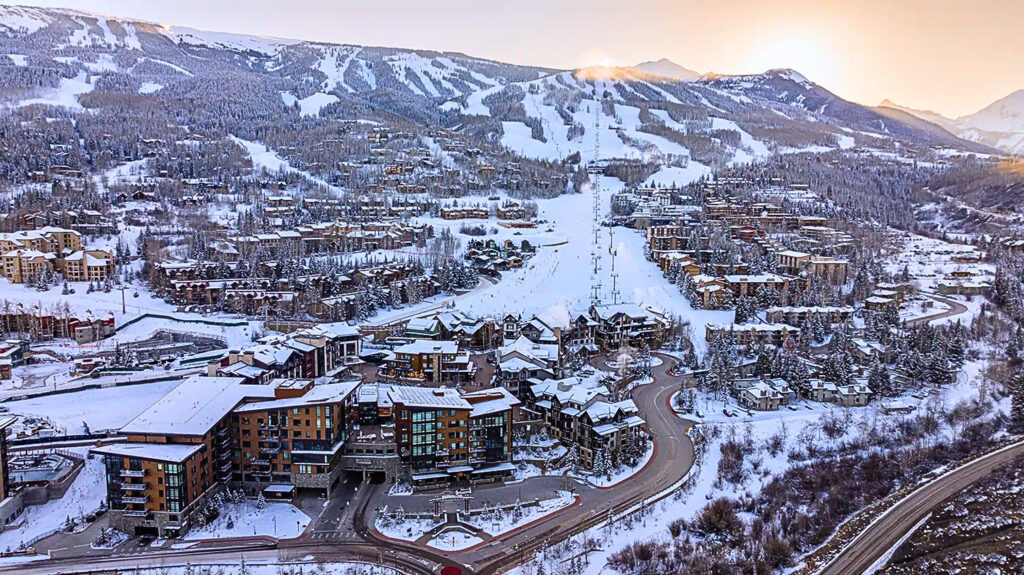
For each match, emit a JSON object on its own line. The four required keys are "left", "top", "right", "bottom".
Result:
{"left": 0, "top": 4, "right": 994, "bottom": 165}
{"left": 881, "top": 92, "right": 1024, "bottom": 156}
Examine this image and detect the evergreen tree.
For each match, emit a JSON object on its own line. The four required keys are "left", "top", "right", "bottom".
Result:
{"left": 867, "top": 358, "right": 894, "bottom": 397}
{"left": 1012, "top": 373, "right": 1024, "bottom": 432}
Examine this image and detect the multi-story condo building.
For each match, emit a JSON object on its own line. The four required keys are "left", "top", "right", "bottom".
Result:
{"left": 494, "top": 335, "right": 559, "bottom": 397}
{"left": 378, "top": 340, "right": 476, "bottom": 384}
{"left": 588, "top": 303, "right": 670, "bottom": 350}
{"left": 388, "top": 386, "right": 518, "bottom": 482}
{"left": 61, "top": 249, "right": 116, "bottom": 282}
{"left": 0, "top": 227, "right": 114, "bottom": 283}
{"left": 93, "top": 376, "right": 276, "bottom": 538}
{"left": 724, "top": 273, "right": 790, "bottom": 298}
{"left": 706, "top": 323, "right": 800, "bottom": 347}
{"left": 208, "top": 324, "right": 361, "bottom": 382}
{"left": 92, "top": 375, "right": 357, "bottom": 538}
{"left": 523, "top": 372, "right": 646, "bottom": 469}
{"left": 232, "top": 379, "right": 358, "bottom": 495}
{"left": 764, "top": 306, "right": 854, "bottom": 327}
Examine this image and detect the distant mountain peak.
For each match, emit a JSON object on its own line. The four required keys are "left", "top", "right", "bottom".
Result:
{"left": 628, "top": 58, "right": 699, "bottom": 82}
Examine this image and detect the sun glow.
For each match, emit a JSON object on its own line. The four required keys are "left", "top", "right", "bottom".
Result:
{"left": 745, "top": 29, "right": 833, "bottom": 80}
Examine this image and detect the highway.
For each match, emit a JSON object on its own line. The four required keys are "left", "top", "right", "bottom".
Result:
{"left": 817, "top": 438, "right": 1024, "bottom": 575}
{"left": 0, "top": 353, "right": 696, "bottom": 575}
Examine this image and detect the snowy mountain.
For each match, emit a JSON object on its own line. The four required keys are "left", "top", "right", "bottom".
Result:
{"left": 880, "top": 94, "right": 1024, "bottom": 156}
{"left": 0, "top": 4, "right": 995, "bottom": 166}
{"left": 877, "top": 99, "right": 960, "bottom": 133}
{"left": 960, "top": 90, "right": 1024, "bottom": 133}
{"left": 628, "top": 58, "right": 699, "bottom": 81}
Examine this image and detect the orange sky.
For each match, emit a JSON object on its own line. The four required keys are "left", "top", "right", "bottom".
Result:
{"left": 23, "top": 0, "right": 1024, "bottom": 117}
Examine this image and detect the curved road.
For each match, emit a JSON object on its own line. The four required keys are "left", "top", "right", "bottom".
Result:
{"left": 905, "top": 293, "right": 969, "bottom": 327}
{"left": 0, "top": 353, "right": 696, "bottom": 575}
{"left": 817, "top": 438, "right": 1024, "bottom": 575}
{"left": 349, "top": 352, "right": 696, "bottom": 575}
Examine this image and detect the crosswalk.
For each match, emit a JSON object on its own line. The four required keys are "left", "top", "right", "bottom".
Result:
{"left": 307, "top": 529, "right": 361, "bottom": 541}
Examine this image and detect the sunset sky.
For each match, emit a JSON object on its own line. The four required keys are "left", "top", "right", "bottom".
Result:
{"left": 19, "top": 0, "right": 1024, "bottom": 118}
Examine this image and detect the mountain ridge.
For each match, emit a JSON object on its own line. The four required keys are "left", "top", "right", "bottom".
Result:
{"left": 0, "top": 4, "right": 1000, "bottom": 160}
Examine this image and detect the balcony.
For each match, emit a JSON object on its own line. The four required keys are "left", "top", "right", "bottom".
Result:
{"left": 122, "top": 495, "right": 149, "bottom": 504}
{"left": 218, "top": 449, "right": 232, "bottom": 461}
{"left": 259, "top": 424, "right": 279, "bottom": 432}
{"left": 120, "top": 482, "right": 148, "bottom": 491}
{"left": 249, "top": 458, "right": 271, "bottom": 467}
{"left": 122, "top": 510, "right": 151, "bottom": 518}
{"left": 219, "top": 460, "right": 233, "bottom": 474}
{"left": 120, "top": 469, "right": 146, "bottom": 478}
{"left": 216, "top": 426, "right": 230, "bottom": 437}
{"left": 259, "top": 447, "right": 280, "bottom": 457}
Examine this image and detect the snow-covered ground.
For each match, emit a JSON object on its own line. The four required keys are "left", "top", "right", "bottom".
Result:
{"left": 12, "top": 71, "right": 94, "bottom": 109}
{"left": 0, "top": 448, "right": 105, "bottom": 551}
{"left": 884, "top": 232, "right": 993, "bottom": 289}
{"left": 378, "top": 491, "right": 575, "bottom": 548}
{"left": 388, "top": 176, "right": 730, "bottom": 352}
{"left": 426, "top": 529, "right": 482, "bottom": 551}
{"left": 578, "top": 441, "right": 653, "bottom": 488}
{"left": 280, "top": 91, "right": 339, "bottom": 117}
{"left": 184, "top": 501, "right": 310, "bottom": 540}
{"left": 466, "top": 491, "right": 575, "bottom": 535}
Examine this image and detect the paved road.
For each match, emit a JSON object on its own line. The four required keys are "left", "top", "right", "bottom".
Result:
{"left": 905, "top": 293, "right": 969, "bottom": 327}
{"left": 0, "top": 352, "right": 696, "bottom": 575}
{"left": 352, "top": 352, "right": 697, "bottom": 575}
{"left": 818, "top": 438, "right": 1024, "bottom": 575}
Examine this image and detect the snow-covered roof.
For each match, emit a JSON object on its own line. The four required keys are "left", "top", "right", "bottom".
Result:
{"left": 709, "top": 323, "right": 798, "bottom": 332}
{"left": 776, "top": 250, "right": 810, "bottom": 258}
{"left": 121, "top": 376, "right": 276, "bottom": 436}
{"left": 464, "top": 387, "right": 520, "bottom": 417}
{"left": 593, "top": 415, "right": 645, "bottom": 436}
{"left": 724, "top": 273, "right": 786, "bottom": 283}
{"left": 499, "top": 335, "right": 559, "bottom": 363}
{"left": 394, "top": 340, "right": 459, "bottom": 355}
{"left": 92, "top": 441, "right": 204, "bottom": 463}
{"left": 584, "top": 398, "right": 638, "bottom": 422}
{"left": 743, "top": 381, "right": 783, "bottom": 399}
{"left": 387, "top": 385, "right": 470, "bottom": 409}
{"left": 530, "top": 371, "right": 610, "bottom": 407}
{"left": 498, "top": 357, "right": 549, "bottom": 373}
{"left": 307, "top": 323, "right": 361, "bottom": 338}
{"left": 590, "top": 303, "right": 659, "bottom": 321}
{"left": 217, "top": 361, "right": 267, "bottom": 379}
{"left": 235, "top": 381, "right": 358, "bottom": 413}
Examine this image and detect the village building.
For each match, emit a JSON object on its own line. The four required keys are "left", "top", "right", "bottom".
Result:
{"left": 378, "top": 340, "right": 476, "bottom": 384}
